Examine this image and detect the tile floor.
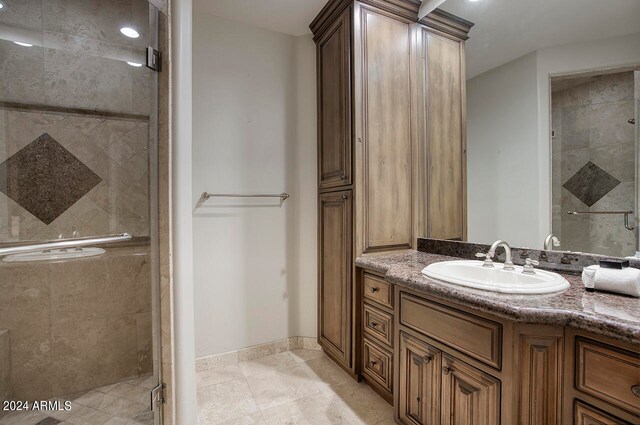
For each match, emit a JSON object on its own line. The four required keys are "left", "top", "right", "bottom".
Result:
{"left": 0, "top": 375, "right": 154, "bottom": 425}
{"left": 197, "top": 349, "right": 395, "bottom": 425}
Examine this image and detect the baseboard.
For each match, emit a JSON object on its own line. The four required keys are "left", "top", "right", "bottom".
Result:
{"left": 195, "top": 336, "right": 322, "bottom": 372}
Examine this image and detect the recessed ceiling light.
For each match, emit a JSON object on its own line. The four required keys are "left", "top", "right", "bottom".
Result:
{"left": 0, "top": 3, "right": 4, "bottom": 10}
{"left": 14, "top": 41, "right": 33, "bottom": 47}
{"left": 127, "top": 61, "right": 143, "bottom": 67}
{"left": 120, "top": 27, "right": 139, "bottom": 38}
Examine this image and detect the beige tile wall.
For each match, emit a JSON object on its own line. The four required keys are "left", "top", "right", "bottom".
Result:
{"left": 0, "top": 107, "right": 150, "bottom": 241}
{"left": 0, "top": 244, "right": 152, "bottom": 401}
{"left": 551, "top": 71, "right": 636, "bottom": 257}
{"left": 0, "top": 329, "right": 10, "bottom": 416}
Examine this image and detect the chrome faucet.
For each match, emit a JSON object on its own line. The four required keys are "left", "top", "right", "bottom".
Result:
{"left": 476, "top": 240, "right": 515, "bottom": 270}
{"left": 544, "top": 234, "right": 560, "bottom": 251}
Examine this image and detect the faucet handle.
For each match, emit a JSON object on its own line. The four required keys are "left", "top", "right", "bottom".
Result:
{"left": 523, "top": 258, "right": 539, "bottom": 274}
{"left": 475, "top": 252, "right": 494, "bottom": 268}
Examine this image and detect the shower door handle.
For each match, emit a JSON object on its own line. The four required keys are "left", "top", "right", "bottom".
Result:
{"left": 0, "top": 233, "right": 134, "bottom": 257}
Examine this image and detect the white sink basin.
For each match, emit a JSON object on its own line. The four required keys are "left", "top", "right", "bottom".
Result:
{"left": 421, "top": 260, "right": 570, "bottom": 294}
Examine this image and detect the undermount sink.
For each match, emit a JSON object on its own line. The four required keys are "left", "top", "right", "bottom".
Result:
{"left": 421, "top": 260, "right": 570, "bottom": 294}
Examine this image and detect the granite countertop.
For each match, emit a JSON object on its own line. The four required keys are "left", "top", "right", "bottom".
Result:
{"left": 355, "top": 251, "right": 640, "bottom": 344}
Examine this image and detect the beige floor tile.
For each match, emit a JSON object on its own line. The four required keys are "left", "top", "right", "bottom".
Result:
{"left": 73, "top": 390, "right": 119, "bottom": 410}
{"left": 300, "top": 357, "right": 354, "bottom": 392}
{"left": 238, "top": 352, "right": 298, "bottom": 377}
{"left": 323, "top": 381, "right": 393, "bottom": 425}
{"left": 103, "top": 417, "right": 140, "bottom": 425}
{"left": 198, "top": 378, "right": 260, "bottom": 424}
{"left": 101, "top": 398, "right": 148, "bottom": 418}
{"left": 206, "top": 412, "right": 265, "bottom": 425}
{"left": 197, "top": 364, "right": 244, "bottom": 388}
{"left": 104, "top": 383, "right": 138, "bottom": 398}
{"left": 245, "top": 364, "right": 321, "bottom": 410}
{"left": 372, "top": 419, "right": 396, "bottom": 425}
{"left": 288, "top": 349, "right": 326, "bottom": 364}
{"left": 0, "top": 411, "right": 47, "bottom": 425}
{"left": 260, "top": 394, "right": 350, "bottom": 425}
{"left": 65, "top": 405, "right": 114, "bottom": 425}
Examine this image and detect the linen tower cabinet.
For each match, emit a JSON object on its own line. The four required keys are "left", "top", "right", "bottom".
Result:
{"left": 311, "top": 0, "right": 472, "bottom": 376}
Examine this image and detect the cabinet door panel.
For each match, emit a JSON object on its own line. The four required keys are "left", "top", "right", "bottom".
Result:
{"left": 574, "top": 401, "right": 630, "bottom": 425}
{"left": 318, "top": 191, "right": 352, "bottom": 368}
{"left": 318, "top": 8, "right": 352, "bottom": 190}
{"left": 518, "top": 333, "right": 563, "bottom": 425}
{"left": 422, "top": 28, "right": 466, "bottom": 240}
{"left": 399, "top": 332, "right": 441, "bottom": 425}
{"left": 441, "top": 354, "right": 500, "bottom": 425}
{"left": 359, "top": 7, "right": 413, "bottom": 252}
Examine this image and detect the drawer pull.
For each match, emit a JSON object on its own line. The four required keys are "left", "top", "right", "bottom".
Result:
{"left": 423, "top": 355, "right": 433, "bottom": 364}
{"left": 370, "top": 322, "right": 378, "bottom": 328}
{"left": 370, "top": 287, "right": 379, "bottom": 293}
{"left": 632, "top": 385, "right": 640, "bottom": 397}
{"left": 369, "top": 360, "right": 378, "bottom": 367}
{"left": 442, "top": 366, "right": 450, "bottom": 375}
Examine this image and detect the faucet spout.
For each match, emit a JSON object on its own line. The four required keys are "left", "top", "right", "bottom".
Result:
{"left": 488, "top": 240, "right": 515, "bottom": 271}
{"left": 544, "top": 234, "right": 560, "bottom": 251}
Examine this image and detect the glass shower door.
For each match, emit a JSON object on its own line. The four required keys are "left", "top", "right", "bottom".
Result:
{"left": 0, "top": 1, "right": 162, "bottom": 424}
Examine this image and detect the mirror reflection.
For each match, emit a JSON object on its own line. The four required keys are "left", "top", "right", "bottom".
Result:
{"left": 439, "top": 0, "right": 640, "bottom": 258}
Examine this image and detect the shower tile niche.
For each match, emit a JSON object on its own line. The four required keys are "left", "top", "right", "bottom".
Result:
{"left": 552, "top": 71, "right": 636, "bottom": 257}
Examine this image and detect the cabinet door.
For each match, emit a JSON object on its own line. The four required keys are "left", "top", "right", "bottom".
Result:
{"left": 421, "top": 28, "right": 466, "bottom": 240}
{"left": 317, "top": 7, "right": 352, "bottom": 190}
{"left": 441, "top": 354, "right": 500, "bottom": 425}
{"left": 356, "top": 5, "right": 414, "bottom": 253}
{"left": 574, "top": 401, "right": 630, "bottom": 425}
{"left": 399, "top": 332, "right": 441, "bottom": 425}
{"left": 318, "top": 191, "right": 352, "bottom": 369}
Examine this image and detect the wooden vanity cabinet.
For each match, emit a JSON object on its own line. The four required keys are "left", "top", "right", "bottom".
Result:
{"left": 353, "top": 267, "right": 640, "bottom": 425}
{"left": 312, "top": 0, "right": 472, "bottom": 378}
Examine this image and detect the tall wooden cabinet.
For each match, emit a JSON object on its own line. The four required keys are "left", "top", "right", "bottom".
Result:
{"left": 312, "top": 0, "right": 472, "bottom": 374}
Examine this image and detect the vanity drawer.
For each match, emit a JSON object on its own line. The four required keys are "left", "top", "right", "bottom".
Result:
{"left": 576, "top": 338, "right": 640, "bottom": 415}
{"left": 363, "top": 273, "right": 393, "bottom": 309}
{"left": 400, "top": 292, "right": 502, "bottom": 369}
{"left": 362, "top": 337, "right": 393, "bottom": 393}
{"left": 363, "top": 303, "right": 393, "bottom": 347}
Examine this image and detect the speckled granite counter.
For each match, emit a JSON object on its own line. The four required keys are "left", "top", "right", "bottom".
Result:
{"left": 355, "top": 251, "right": 640, "bottom": 344}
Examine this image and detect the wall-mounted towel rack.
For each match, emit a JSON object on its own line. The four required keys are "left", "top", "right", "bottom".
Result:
{"left": 567, "top": 210, "right": 635, "bottom": 231}
{"left": 201, "top": 192, "right": 290, "bottom": 201}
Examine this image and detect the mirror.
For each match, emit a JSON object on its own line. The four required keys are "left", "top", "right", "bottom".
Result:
{"left": 438, "top": 0, "right": 640, "bottom": 258}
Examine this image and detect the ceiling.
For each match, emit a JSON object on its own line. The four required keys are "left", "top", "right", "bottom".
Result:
{"left": 439, "top": 0, "right": 640, "bottom": 79}
{"left": 194, "top": 0, "right": 328, "bottom": 36}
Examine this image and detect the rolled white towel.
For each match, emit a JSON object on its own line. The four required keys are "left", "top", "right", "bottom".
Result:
{"left": 593, "top": 266, "right": 640, "bottom": 297}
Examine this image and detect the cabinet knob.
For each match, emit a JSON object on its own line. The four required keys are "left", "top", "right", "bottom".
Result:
{"left": 632, "top": 385, "right": 640, "bottom": 397}
{"left": 442, "top": 366, "right": 450, "bottom": 375}
{"left": 369, "top": 360, "right": 377, "bottom": 367}
{"left": 370, "top": 322, "right": 378, "bottom": 328}
{"left": 340, "top": 173, "right": 346, "bottom": 180}
{"left": 423, "top": 355, "right": 432, "bottom": 364}
{"left": 370, "top": 287, "right": 379, "bottom": 293}
{"left": 416, "top": 397, "right": 421, "bottom": 402}
{"left": 341, "top": 195, "right": 347, "bottom": 200}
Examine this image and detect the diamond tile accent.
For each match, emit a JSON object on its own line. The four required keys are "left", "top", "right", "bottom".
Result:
{"left": 562, "top": 161, "right": 620, "bottom": 207}
{"left": 0, "top": 133, "right": 102, "bottom": 224}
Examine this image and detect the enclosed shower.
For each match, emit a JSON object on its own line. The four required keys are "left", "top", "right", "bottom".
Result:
{"left": 551, "top": 70, "right": 639, "bottom": 258}
{"left": 0, "top": 1, "right": 164, "bottom": 424}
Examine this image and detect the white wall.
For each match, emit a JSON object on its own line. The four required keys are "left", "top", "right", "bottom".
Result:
{"left": 192, "top": 13, "right": 317, "bottom": 358}
{"left": 467, "top": 33, "right": 640, "bottom": 248}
